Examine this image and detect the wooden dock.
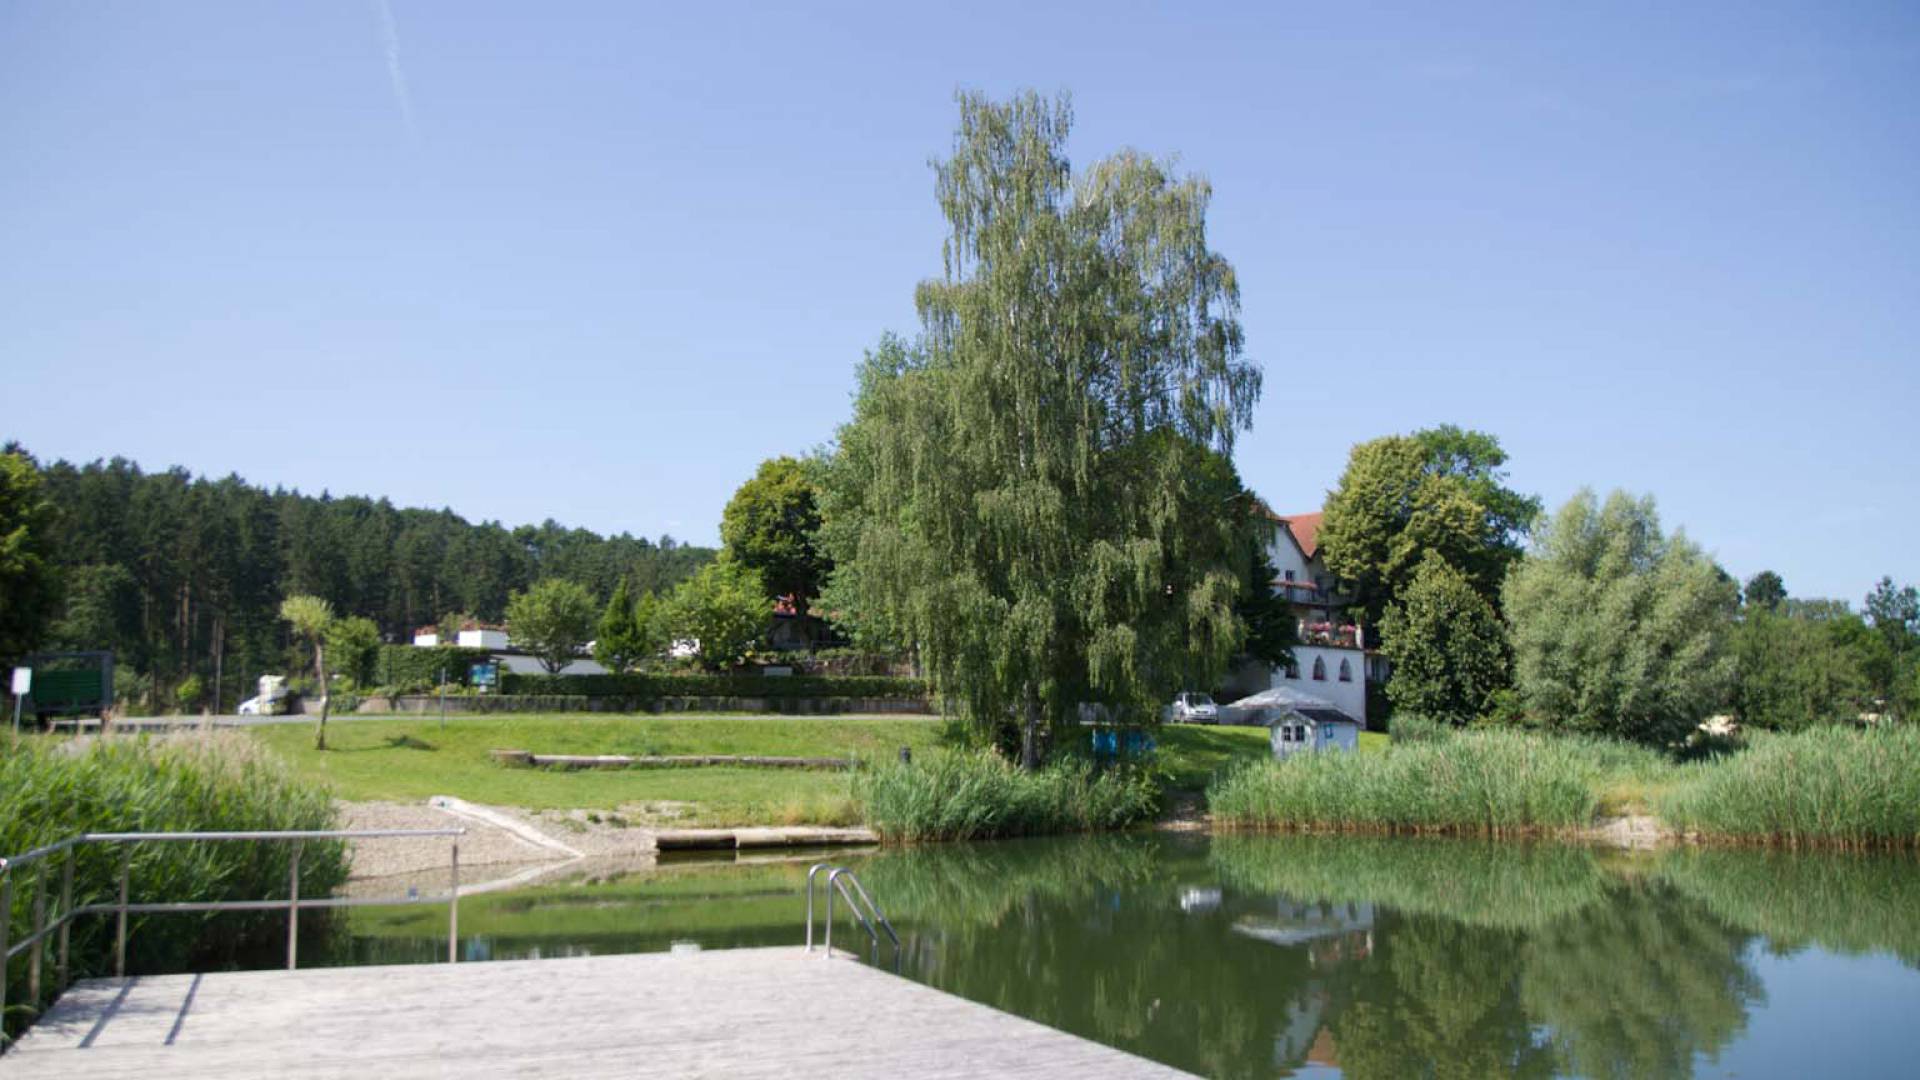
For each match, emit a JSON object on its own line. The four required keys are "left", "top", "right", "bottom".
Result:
{"left": 3, "top": 947, "right": 1192, "bottom": 1078}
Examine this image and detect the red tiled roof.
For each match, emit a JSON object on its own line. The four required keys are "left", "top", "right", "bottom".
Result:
{"left": 1261, "top": 510, "right": 1323, "bottom": 559}
{"left": 1253, "top": 500, "right": 1326, "bottom": 559}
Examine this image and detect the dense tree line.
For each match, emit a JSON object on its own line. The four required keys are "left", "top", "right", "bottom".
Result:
{"left": 8, "top": 451, "right": 713, "bottom": 706}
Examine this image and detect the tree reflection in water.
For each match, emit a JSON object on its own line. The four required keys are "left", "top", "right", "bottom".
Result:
{"left": 333, "top": 833, "right": 1919, "bottom": 1078}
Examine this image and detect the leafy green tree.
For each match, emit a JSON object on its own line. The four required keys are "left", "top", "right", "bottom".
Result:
{"left": 1742, "top": 570, "right": 1786, "bottom": 612}
{"left": 1237, "top": 546, "right": 1300, "bottom": 670}
{"left": 721, "top": 456, "right": 831, "bottom": 616}
{"left": 505, "top": 579, "right": 597, "bottom": 674}
{"left": 657, "top": 559, "right": 767, "bottom": 671}
{"left": 1379, "top": 554, "right": 1510, "bottom": 726}
{"left": 1730, "top": 607, "right": 1871, "bottom": 730}
{"left": 0, "top": 446, "right": 60, "bottom": 659}
{"left": 279, "top": 595, "right": 335, "bottom": 749}
{"left": 1318, "top": 427, "right": 1539, "bottom": 627}
{"left": 819, "top": 92, "right": 1261, "bottom": 767}
{"left": 323, "top": 615, "right": 381, "bottom": 689}
{"left": 1864, "top": 576, "right": 1919, "bottom": 655}
{"left": 50, "top": 563, "right": 140, "bottom": 656}
{"left": 1503, "top": 490, "right": 1738, "bottom": 745}
{"left": 593, "top": 577, "right": 657, "bottom": 673}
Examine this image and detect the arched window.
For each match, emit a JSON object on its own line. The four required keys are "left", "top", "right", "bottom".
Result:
{"left": 1284, "top": 657, "right": 1300, "bottom": 680}
{"left": 1311, "top": 657, "right": 1326, "bottom": 681}
{"left": 1338, "top": 659, "right": 1352, "bottom": 682}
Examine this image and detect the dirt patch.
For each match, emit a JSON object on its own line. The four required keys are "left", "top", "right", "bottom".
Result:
{"left": 1584, "top": 814, "right": 1672, "bottom": 850}
{"left": 337, "top": 800, "right": 566, "bottom": 883}
{"left": 1155, "top": 791, "right": 1211, "bottom": 832}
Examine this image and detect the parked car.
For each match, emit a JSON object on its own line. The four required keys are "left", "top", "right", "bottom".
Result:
{"left": 1167, "top": 691, "right": 1219, "bottom": 724}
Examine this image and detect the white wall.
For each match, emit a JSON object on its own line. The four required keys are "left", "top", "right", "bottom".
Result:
{"left": 1266, "top": 531, "right": 1315, "bottom": 587}
{"left": 457, "top": 628, "right": 510, "bottom": 650}
{"left": 1269, "top": 645, "right": 1367, "bottom": 726}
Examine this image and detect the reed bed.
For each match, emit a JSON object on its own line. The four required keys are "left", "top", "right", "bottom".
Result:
{"left": 1206, "top": 729, "right": 1666, "bottom": 836}
{"left": 1, "top": 733, "right": 344, "bottom": 1040}
{"left": 1658, "top": 726, "right": 1920, "bottom": 849}
{"left": 853, "top": 750, "right": 1160, "bottom": 842}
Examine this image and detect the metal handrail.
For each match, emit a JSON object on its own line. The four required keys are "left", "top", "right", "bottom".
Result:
{"left": 0, "top": 828, "right": 466, "bottom": 1051}
{"left": 804, "top": 863, "right": 898, "bottom": 959}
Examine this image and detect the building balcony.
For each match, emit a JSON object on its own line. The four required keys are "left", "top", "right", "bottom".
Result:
{"left": 1298, "top": 621, "right": 1363, "bottom": 649}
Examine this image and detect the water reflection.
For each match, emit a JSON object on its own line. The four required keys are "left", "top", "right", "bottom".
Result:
{"left": 327, "top": 835, "right": 1920, "bottom": 1078}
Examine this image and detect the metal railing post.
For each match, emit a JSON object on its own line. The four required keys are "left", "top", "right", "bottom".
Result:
{"left": 1, "top": 868, "right": 13, "bottom": 1040}
{"left": 286, "top": 840, "right": 302, "bottom": 970}
{"left": 824, "top": 874, "right": 834, "bottom": 956}
{"left": 447, "top": 842, "right": 459, "bottom": 964}
{"left": 28, "top": 864, "right": 46, "bottom": 1005}
{"left": 115, "top": 845, "right": 131, "bottom": 978}
{"left": 57, "top": 846, "right": 74, "bottom": 990}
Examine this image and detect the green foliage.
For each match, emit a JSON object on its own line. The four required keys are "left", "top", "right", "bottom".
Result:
{"left": 656, "top": 559, "right": 768, "bottom": 671}
{"left": 497, "top": 671, "right": 927, "bottom": 699}
{"left": 1235, "top": 542, "right": 1300, "bottom": 668}
{"left": 1318, "top": 426, "right": 1539, "bottom": 626}
{"left": 854, "top": 749, "right": 1160, "bottom": 841}
{"left": 720, "top": 457, "right": 830, "bottom": 615}
{"left": 820, "top": 92, "right": 1261, "bottom": 767}
{"left": 505, "top": 579, "right": 598, "bottom": 674}
{"left": 1386, "top": 712, "right": 1452, "bottom": 744}
{"left": 1730, "top": 607, "right": 1872, "bottom": 730}
{"left": 1864, "top": 575, "right": 1919, "bottom": 653}
{"left": 173, "top": 674, "right": 204, "bottom": 712}
{"left": 279, "top": 594, "right": 333, "bottom": 640}
{"left": 592, "top": 577, "right": 647, "bottom": 673}
{"left": 372, "top": 644, "right": 495, "bottom": 691}
{"left": 1205, "top": 730, "right": 1674, "bottom": 834}
{"left": 29, "top": 454, "right": 714, "bottom": 699}
{"left": 0, "top": 446, "right": 60, "bottom": 658}
{"left": 1503, "top": 490, "right": 1738, "bottom": 745}
{"left": 1379, "top": 553, "right": 1509, "bottom": 726}
{"left": 1658, "top": 726, "right": 1920, "bottom": 849}
{"left": 323, "top": 614, "right": 380, "bottom": 689}
{"left": 1742, "top": 570, "right": 1786, "bottom": 611}
{"left": 0, "top": 734, "right": 344, "bottom": 1040}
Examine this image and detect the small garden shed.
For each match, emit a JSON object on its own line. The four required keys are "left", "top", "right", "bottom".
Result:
{"left": 1225, "top": 686, "right": 1362, "bottom": 758}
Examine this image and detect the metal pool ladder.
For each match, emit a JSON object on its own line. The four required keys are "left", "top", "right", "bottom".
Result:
{"left": 804, "top": 863, "right": 899, "bottom": 958}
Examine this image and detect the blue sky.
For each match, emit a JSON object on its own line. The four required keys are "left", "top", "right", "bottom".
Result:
{"left": 2, "top": 2, "right": 1914, "bottom": 603}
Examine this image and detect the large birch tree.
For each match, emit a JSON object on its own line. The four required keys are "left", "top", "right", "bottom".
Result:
{"left": 821, "top": 92, "right": 1262, "bottom": 767}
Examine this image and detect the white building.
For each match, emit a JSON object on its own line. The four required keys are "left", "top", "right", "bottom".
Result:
{"left": 456, "top": 627, "right": 511, "bottom": 651}
{"left": 1261, "top": 508, "right": 1370, "bottom": 727}
{"left": 1227, "top": 686, "right": 1362, "bottom": 757}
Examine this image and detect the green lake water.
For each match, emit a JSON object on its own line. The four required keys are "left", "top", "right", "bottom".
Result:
{"left": 324, "top": 834, "right": 1920, "bottom": 1078}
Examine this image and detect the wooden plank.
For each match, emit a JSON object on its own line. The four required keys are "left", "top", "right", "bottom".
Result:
{"left": 3, "top": 947, "right": 1190, "bottom": 1079}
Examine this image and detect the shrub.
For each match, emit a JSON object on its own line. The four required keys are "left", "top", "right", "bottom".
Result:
{"left": 1, "top": 734, "right": 344, "bottom": 1039}
{"left": 373, "top": 645, "right": 496, "bottom": 689}
{"left": 854, "top": 750, "right": 1160, "bottom": 841}
{"left": 173, "top": 674, "right": 204, "bottom": 714}
{"left": 1658, "top": 726, "right": 1920, "bottom": 849}
{"left": 1387, "top": 713, "right": 1451, "bottom": 745}
{"left": 1206, "top": 730, "right": 1649, "bottom": 835}
{"left": 498, "top": 672, "right": 928, "bottom": 700}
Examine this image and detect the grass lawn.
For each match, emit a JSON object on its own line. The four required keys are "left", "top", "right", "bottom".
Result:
{"left": 248, "top": 714, "right": 1393, "bottom": 827}
{"left": 1154, "top": 725, "right": 1391, "bottom": 789}
{"left": 249, "top": 714, "right": 946, "bottom": 824}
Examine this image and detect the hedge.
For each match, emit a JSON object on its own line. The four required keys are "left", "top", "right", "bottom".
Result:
{"left": 498, "top": 672, "right": 929, "bottom": 699}
{"left": 375, "top": 645, "right": 497, "bottom": 689}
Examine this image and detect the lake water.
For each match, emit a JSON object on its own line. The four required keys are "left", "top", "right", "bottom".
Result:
{"left": 325, "top": 834, "right": 1920, "bottom": 1078}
